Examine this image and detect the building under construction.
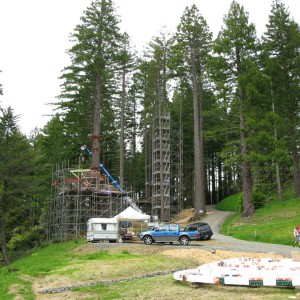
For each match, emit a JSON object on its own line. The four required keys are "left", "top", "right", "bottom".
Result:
{"left": 48, "top": 162, "right": 135, "bottom": 241}
{"left": 48, "top": 112, "right": 184, "bottom": 241}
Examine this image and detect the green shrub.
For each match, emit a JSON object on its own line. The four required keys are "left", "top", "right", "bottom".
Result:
{"left": 238, "top": 193, "right": 243, "bottom": 213}
{"left": 237, "top": 190, "right": 267, "bottom": 212}
{"left": 7, "top": 226, "right": 45, "bottom": 251}
{"left": 252, "top": 190, "right": 267, "bottom": 209}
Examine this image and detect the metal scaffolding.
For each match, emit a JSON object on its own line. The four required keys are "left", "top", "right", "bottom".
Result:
{"left": 151, "top": 113, "right": 171, "bottom": 221}
{"left": 170, "top": 116, "right": 184, "bottom": 217}
{"left": 48, "top": 102, "right": 185, "bottom": 236}
{"left": 150, "top": 107, "right": 184, "bottom": 222}
{"left": 48, "top": 166, "right": 127, "bottom": 241}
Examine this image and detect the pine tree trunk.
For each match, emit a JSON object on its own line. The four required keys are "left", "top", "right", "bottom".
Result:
{"left": 218, "top": 160, "right": 223, "bottom": 201}
{"left": 198, "top": 88, "right": 206, "bottom": 212}
{"left": 92, "top": 74, "right": 101, "bottom": 170}
{"left": 132, "top": 95, "right": 137, "bottom": 199}
{"left": 291, "top": 133, "right": 300, "bottom": 197}
{"left": 192, "top": 53, "right": 206, "bottom": 215}
{"left": 271, "top": 87, "right": 283, "bottom": 202}
{"left": 240, "top": 102, "right": 255, "bottom": 217}
{"left": 1, "top": 204, "right": 10, "bottom": 264}
{"left": 211, "top": 155, "right": 216, "bottom": 205}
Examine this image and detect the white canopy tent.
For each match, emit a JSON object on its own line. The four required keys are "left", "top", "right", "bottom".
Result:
{"left": 116, "top": 206, "right": 150, "bottom": 221}
{"left": 115, "top": 206, "right": 150, "bottom": 242}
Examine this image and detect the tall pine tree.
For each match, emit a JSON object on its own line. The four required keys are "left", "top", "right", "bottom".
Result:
{"left": 0, "top": 107, "right": 36, "bottom": 264}
{"left": 262, "top": 0, "right": 300, "bottom": 197}
{"left": 173, "top": 5, "right": 212, "bottom": 214}
{"left": 57, "top": 0, "right": 122, "bottom": 169}
{"left": 213, "top": 1, "right": 260, "bottom": 217}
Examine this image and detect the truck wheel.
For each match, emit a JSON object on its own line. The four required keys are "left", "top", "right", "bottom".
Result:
{"left": 179, "top": 235, "right": 189, "bottom": 246}
{"left": 143, "top": 235, "right": 153, "bottom": 245}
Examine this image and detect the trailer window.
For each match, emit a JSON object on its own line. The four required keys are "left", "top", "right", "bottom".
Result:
{"left": 93, "top": 224, "right": 107, "bottom": 231}
{"left": 93, "top": 224, "right": 102, "bottom": 231}
{"left": 92, "top": 223, "right": 115, "bottom": 231}
{"left": 107, "top": 224, "right": 115, "bottom": 231}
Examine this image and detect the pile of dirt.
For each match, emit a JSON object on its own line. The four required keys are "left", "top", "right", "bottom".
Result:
{"left": 170, "top": 208, "right": 198, "bottom": 225}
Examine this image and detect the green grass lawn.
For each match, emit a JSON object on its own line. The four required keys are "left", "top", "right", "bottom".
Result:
{"left": 0, "top": 239, "right": 86, "bottom": 299}
{"left": 215, "top": 193, "right": 241, "bottom": 212}
{"left": 0, "top": 239, "right": 196, "bottom": 300}
{"left": 0, "top": 238, "right": 296, "bottom": 300}
{"left": 217, "top": 193, "right": 300, "bottom": 246}
{"left": 1, "top": 193, "right": 300, "bottom": 299}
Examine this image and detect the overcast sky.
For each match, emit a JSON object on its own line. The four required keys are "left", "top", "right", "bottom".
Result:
{"left": 0, "top": 0, "right": 299, "bottom": 136}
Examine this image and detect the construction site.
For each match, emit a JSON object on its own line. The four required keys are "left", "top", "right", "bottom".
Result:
{"left": 48, "top": 113, "right": 185, "bottom": 241}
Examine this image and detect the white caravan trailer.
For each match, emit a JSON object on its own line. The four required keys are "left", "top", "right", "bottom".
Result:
{"left": 87, "top": 217, "right": 118, "bottom": 242}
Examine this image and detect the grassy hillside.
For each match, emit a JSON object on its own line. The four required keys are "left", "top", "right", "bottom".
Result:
{"left": 215, "top": 193, "right": 241, "bottom": 212}
{"left": 1, "top": 194, "right": 300, "bottom": 299}
{"left": 216, "top": 193, "right": 300, "bottom": 246}
{"left": 0, "top": 239, "right": 198, "bottom": 300}
{"left": 1, "top": 239, "right": 296, "bottom": 300}
{"left": 0, "top": 239, "right": 86, "bottom": 299}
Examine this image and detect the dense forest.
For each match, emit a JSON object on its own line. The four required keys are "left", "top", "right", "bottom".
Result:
{"left": 1, "top": 0, "right": 300, "bottom": 264}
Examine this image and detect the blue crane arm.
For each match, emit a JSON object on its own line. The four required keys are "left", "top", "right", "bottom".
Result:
{"left": 81, "top": 145, "right": 124, "bottom": 192}
{"left": 81, "top": 145, "right": 92, "bottom": 156}
{"left": 99, "top": 164, "right": 124, "bottom": 193}
{"left": 80, "top": 144, "right": 142, "bottom": 212}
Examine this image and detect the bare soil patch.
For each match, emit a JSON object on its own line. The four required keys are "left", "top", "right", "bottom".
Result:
{"left": 29, "top": 243, "right": 288, "bottom": 300}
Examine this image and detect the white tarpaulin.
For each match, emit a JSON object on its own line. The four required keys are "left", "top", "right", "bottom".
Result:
{"left": 116, "top": 206, "right": 150, "bottom": 221}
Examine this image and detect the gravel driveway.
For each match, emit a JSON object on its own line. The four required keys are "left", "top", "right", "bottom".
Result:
{"left": 94, "top": 205, "right": 297, "bottom": 259}
{"left": 199, "top": 205, "right": 296, "bottom": 258}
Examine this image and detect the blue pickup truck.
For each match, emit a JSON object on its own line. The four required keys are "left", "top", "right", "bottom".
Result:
{"left": 139, "top": 224, "right": 200, "bottom": 246}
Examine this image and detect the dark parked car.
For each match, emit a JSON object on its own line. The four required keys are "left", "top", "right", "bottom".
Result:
{"left": 182, "top": 222, "right": 213, "bottom": 240}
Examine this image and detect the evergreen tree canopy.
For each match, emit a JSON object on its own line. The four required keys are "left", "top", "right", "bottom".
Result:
{"left": 173, "top": 4, "right": 212, "bottom": 214}
{"left": 57, "top": 0, "right": 122, "bottom": 169}
{"left": 262, "top": 0, "right": 300, "bottom": 197}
